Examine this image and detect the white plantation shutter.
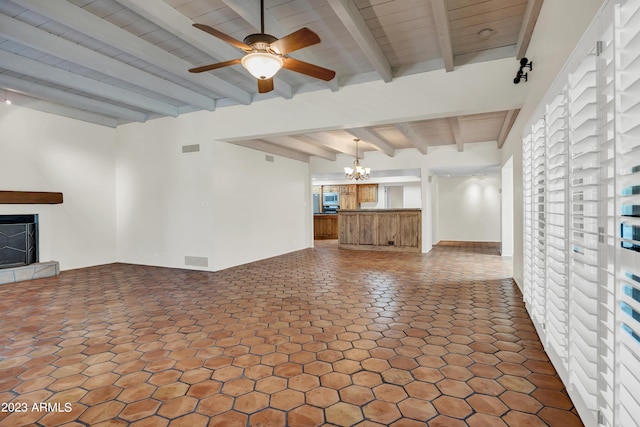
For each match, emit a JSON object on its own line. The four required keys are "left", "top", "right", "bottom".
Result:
{"left": 520, "top": 1, "right": 640, "bottom": 426}
{"left": 615, "top": 0, "right": 640, "bottom": 425}
{"left": 596, "top": 6, "right": 617, "bottom": 426}
{"left": 568, "top": 45, "right": 600, "bottom": 424}
{"left": 545, "top": 89, "right": 570, "bottom": 368}
{"left": 523, "top": 133, "right": 534, "bottom": 308}
{"left": 532, "top": 118, "right": 547, "bottom": 329}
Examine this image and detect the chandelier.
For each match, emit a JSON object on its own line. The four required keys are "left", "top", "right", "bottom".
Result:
{"left": 344, "top": 138, "right": 371, "bottom": 180}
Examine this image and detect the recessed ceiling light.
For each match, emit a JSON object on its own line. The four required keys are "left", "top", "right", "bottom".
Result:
{"left": 478, "top": 28, "right": 494, "bottom": 40}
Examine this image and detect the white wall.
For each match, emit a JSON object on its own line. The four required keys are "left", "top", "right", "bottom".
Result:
{"left": 438, "top": 175, "right": 501, "bottom": 242}
{"left": 431, "top": 175, "right": 440, "bottom": 245}
{"left": 0, "top": 107, "right": 117, "bottom": 270}
{"left": 500, "top": 0, "right": 606, "bottom": 288}
{"left": 501, "top": 157, "right": 514, "bottom": 257}
{"left": 115, "top": 121, "right": 310, "bottom": 272}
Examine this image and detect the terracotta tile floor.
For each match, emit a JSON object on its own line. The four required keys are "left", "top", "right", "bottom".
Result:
{"left": 0, "top": 240, "right": 584, "bottom": 427}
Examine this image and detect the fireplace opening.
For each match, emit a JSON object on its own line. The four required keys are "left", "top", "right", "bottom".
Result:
{"left": 0, "top": 214, "right": 38, "bottom": 269}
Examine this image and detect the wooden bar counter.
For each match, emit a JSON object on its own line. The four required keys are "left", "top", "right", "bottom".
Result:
{"left": 338, "top": 209, "right": 421, "bottom": 252}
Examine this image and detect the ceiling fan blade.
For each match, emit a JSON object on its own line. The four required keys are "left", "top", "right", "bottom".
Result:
{"left": 193, "top": 23, "right": 252, "bottom": 51}
{"left": 188, "top": 58, "right": 242, "bottom": 73}
{"left": 270, "top": 28, "right": 321, "bottom": 55}
{"left": 282, "top": 57, "right": 336, "bottom": 81}
{"left": 258, "top": 78, "right": 274, "bottom": 93}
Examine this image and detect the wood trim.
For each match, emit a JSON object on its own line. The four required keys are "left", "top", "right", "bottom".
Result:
{"left": 326, "top": 0, "right": 393, "bottom": 83}
{"left": 516, "top": 0, "right": 544, "bottom": 59}
{"left": 497, "top": 109, "right": 520, "bottom": 148}
{"left": 449, "top": 117, "right": 463, "bottom": 152}
{"left": 0, "top": 191, "right": 63, "bottom": 204}
{"left": 430, "top": 0, "right": 455, "bottom": 72}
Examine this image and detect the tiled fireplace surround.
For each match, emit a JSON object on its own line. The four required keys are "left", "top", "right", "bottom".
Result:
{"left": 0, "top": 214, "right": 59, "bottom": 285}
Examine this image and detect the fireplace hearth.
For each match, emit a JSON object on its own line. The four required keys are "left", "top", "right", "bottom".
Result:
{"left": 0, "top": 214, "right": 38, "bottom": 269}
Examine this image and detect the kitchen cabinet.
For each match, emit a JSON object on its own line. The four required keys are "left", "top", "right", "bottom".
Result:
{"left": 357, "top": 184, "right": 378, "bottom": 203}
{"left": 313, "top": 215, "right": 338, "bottom": 239}
{"left": 340, "top": 185, "right": 356, "bottom": 194}
{"left": 338, "top": 209, "right": 421, "bottom": 252}
{"left": 340, "top": 193, "right": 357, "bottom": 210}
{"left": 323, "top": 185, "right": 340, "bottom": 193}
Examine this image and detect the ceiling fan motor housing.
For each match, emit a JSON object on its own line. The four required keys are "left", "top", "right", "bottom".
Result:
{"left": 243, "top": 33, "right": 278, "bottom": 49}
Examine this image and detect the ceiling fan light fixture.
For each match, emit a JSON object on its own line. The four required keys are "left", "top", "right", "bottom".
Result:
{"left": 241, "top": 52, "right": 283, "bottom": 80}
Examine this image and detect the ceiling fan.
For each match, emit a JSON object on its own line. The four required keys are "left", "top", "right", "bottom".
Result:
{"left": 188, "top": 0, "right": 336, "bottom": 94}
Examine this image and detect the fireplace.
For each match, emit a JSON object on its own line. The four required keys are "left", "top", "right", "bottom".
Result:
{"left": 0, "top": 214, "right": 38, "bottom": 269}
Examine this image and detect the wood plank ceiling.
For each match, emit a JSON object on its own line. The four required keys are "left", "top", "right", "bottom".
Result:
{"left": 0, "top": 0, "right": 542, "bottom": 160}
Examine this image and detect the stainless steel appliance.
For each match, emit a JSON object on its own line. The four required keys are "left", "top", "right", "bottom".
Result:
{"left": 312, "top": 194, "right": 321, "bottom": 214}
{"left": 322, "top": 192, "right": 339, "bottom": 206}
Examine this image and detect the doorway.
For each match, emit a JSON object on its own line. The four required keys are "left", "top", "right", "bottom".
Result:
{"left": 386, "top": 186, "right": 404, "bottom": 209}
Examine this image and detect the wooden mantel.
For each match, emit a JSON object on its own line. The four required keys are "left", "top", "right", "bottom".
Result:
{"left": 0, "top": 191, "right": 63, "bottom": 204}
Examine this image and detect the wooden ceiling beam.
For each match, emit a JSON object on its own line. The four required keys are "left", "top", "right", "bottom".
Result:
{"left": 231, "top": 140, "right": 310, "bottom": 163}
{"left": 265, "top": 136, "right": 337, "bottom": 160}
{"left": 18, "top": 0, "right": 251, "bottom": 105}
{"left": 449, "top": 117, "right": 464, "bottom": 152}
{"left": 4, "top": 92, "right": 120, "bottom": 127}
{"left": 0, "top": 14, "right": 215, "bottom": 112}
{"left": 516, "top": 0, "right": 544, "bottom": 59}
{"left": 0, "top": 75, "right": 146, "bottom": 123}
{"left": 326, "top": 0, "right": 393, "bottom": 83}
{"left": 347, "top": 128, "right": 395, "bottom": 157}
{"left": 303, "top": 134, "right": 355, "bottom": 156}
{"left": 497, "top": 109, "right": 520, "bottom": 148}
{"left": 394, "top": 122, "right": 429, "bottom": 155}
{"left": 0, "top": 50, "right": 179, "bottom": 117}
{"left": 430, "top": 0, "right": 455, "bottom": 72}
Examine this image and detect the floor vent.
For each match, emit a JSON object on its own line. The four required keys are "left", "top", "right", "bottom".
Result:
{"left": 184, "top": 256, "right": 208, "bottom": 267}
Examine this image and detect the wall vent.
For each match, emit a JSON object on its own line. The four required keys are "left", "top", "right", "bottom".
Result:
{"left": 185, "top": 256, "right": 208, "bottom": 267}
{"left": 265, "top": 155, "right": 275, "bottom": 162}
{"left": 182, "top": 144, "right": 200, "bottom": 153}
